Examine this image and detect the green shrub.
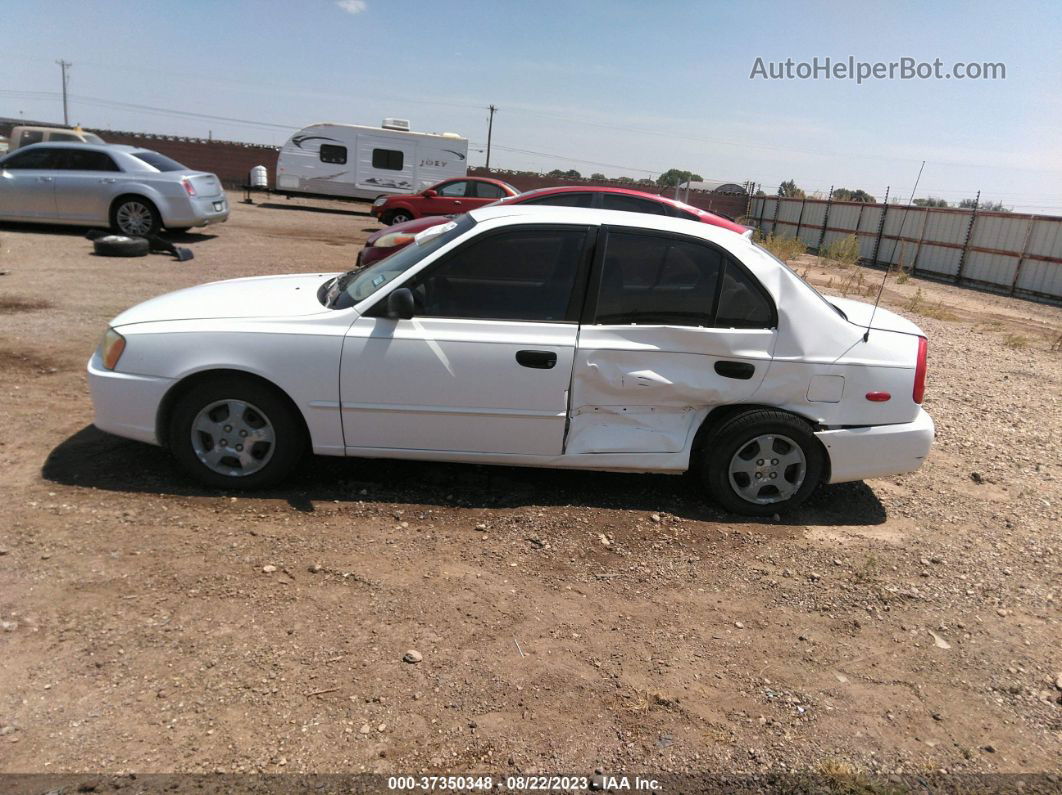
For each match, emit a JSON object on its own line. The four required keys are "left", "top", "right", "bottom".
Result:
{"left": 823, "top": 234, "right": 860, "bottom": 267}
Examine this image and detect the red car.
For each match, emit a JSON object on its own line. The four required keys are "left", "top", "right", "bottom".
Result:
{"left": 370, "top": 177, "right": 518, "bottom": 225}
{"left": 358, "top": 185, "right": 749, "bottom": 267}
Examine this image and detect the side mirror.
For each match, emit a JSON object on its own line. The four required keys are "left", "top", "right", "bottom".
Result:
{"left": 422, "top": 188, "right": 437, "bottom": 198}
{"left": 385, "top": 287, "right": 415, "bottom": 319}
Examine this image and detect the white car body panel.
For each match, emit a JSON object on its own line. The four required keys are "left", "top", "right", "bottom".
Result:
{"left": 88, "top": 205, "right": 934, "bottom": 488}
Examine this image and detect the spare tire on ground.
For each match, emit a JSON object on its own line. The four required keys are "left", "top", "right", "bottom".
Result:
{"left": 93, "top": 235, "right": 149, "bottom": 257}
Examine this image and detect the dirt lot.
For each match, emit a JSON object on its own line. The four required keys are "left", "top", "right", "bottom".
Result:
{"left": 0, "top": 196, "right": 1059, "bottom": 782}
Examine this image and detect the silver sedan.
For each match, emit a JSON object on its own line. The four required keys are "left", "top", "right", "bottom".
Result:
{"left": 0, "top": 142, "right": 228, "bottom": 236}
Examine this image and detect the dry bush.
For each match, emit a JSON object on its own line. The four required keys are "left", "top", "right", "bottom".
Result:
{"left": 759, "top": 233, "right": 806, "bottom": 263}
{"left": 823, "top": 234, "right": 860, "bottom": 267}
{"left": 1003, "top": 334, "right": 1028, "bottom": 349}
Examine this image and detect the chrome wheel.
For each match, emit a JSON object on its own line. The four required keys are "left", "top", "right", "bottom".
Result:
{"left": 728, "top": 434, "right": 806, "bottom": 505}
{"left": 115, "top": 201, "right": 154, "bottom": 236}
{"left": 190, "top": 399, "right": 275, "bottom": 477}
{"left": 390, "top": 212, "right": 411, "bottom": 224}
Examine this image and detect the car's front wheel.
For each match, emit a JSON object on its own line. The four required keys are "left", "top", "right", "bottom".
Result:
{"left": 169, "top": 376, "right": 305, "bottom": 489}
{"left": 698, "top": 409, "right": 824, "bottom": 516}
{"left": 385, "top": 210, "right": 413, "bottom": 225}
{"left": 111, "top": 196, "right": 161, "bottom": 237}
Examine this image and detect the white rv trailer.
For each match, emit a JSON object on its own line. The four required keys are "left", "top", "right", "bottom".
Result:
{"left": 275, "top": 119, "right": 468, "bottom": 200}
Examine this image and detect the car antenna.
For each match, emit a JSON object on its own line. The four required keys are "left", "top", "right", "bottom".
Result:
{"left": 864, "top": 160, "right": 925, "bottom": 342}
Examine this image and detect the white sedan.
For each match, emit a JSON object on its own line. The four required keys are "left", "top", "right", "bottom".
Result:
{"left": 88, "top": 205, "right": 933, "bottom": 515}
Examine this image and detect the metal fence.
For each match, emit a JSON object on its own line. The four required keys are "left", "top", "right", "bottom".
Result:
{"left": 749, "top": 195, "right": 1062, "bottom": 304}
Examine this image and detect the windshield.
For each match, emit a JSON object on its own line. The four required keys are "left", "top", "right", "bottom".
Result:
{"left": 128, "top": 150, "right": 187, "bottom": 172}
{"left": 339, "top": 214, "right": 475, "bottom": 306}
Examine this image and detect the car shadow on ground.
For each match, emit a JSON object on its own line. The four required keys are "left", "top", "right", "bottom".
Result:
{"left": 0, "top": 222, "right": 218, "bottom": 244}
{"left": 257, "top": 202, "right": 373, "bottom": 218}
{"left": 43, "top": 426, "right": 887, "bottom": 527}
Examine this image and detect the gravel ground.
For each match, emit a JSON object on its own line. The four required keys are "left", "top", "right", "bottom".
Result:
{"left": 0, "top": 197, "right": 1059, "bottom": 781}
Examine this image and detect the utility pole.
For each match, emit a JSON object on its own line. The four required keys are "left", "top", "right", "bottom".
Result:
{"left": 56, "top": 59, "right": 71, "bottom": 125}
{"left": 485, "top": 104, "right": 496, "bottom": 170}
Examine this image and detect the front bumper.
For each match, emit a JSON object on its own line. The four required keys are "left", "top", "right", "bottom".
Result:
{"left": 87, "top": 352, "right": 174, "bottom": 446}
{"left": 816, "top": 408, "right": 935, "bottom": 484}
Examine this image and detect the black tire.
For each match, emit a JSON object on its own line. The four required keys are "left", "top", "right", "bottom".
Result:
{"left": 93, "top": 234, "right": 149, "bottom": 257}
{"left": 110, "top": 196, "right": 162, "bottom": 237}
{"left": 168, "top": 376, "right": 306, "bottom": 490}
{"left": 385, "top": 210, "right": 413, "bottom": 225}
{"left": 698, "top": 409, "right": 824, "bottom": 516}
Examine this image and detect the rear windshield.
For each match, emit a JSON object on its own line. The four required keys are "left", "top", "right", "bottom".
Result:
{"left": 128, "top": 150, "right": 187, "bottom": 172}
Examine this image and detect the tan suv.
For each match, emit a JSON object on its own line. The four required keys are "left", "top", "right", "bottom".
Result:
{"left": 8, "top": 125, "right": 105, "bottom": 151}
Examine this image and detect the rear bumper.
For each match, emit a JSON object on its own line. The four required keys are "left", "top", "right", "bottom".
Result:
{"left": 162, "top": 195, "right": 229, "bottom": 228}
{"left": 87, "top": 352, "right": 173, "bottom": 446}
{"left": 817, "top": 409, "right": 935, "bottom": 484}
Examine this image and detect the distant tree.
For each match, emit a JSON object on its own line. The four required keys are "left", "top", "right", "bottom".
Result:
{"left": 960, "top": 197, "right": 1010, "bottom": 212}
{"left": 615, "top": 175, "right": 636, "bottom": 184}
{"left": 547, "top": 169, "right": 566, "bottom": 178}
{"left": 637, "top": 178, "right": 654, "bottom": 186}
{"left": 656, "top": 168, "right": 703, "bottom": 188}
{"left": 832, "top": 187, "right": 876, "bottom": 203}
{"left": 564, "top": 169, "right": 582, "bottom": 179}
{"left": 590, "top": 172, "right": 606, "bottom": 181}
{"left": 913, "top": 197, "right": 949, "bottom": 208}
{"left": 754, "top": 189, "right": 766, "bottom": 197}
{"left": 777, "top": 179, "right": 805, "bottom": 198}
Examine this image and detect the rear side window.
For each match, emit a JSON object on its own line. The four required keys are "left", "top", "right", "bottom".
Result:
{"left": 522, "top": 192, "right": 595, "bottom": 208}
{"left": 594, "top": 231, "right": 723, "bottom": 326}
{"left": 129, "top": 151, "right": 186, "bottom": 172}
{"left": 320, "top": 144, "right": 347, "bottom": 164}
{"left": 372, "top": 148, "right": 404, "bottom": 170}
{"left": 716, "top": 261, "right": 774, "bottom": 328}
{"left": 19, "top": 130, "right": 45, "bottom": 147}
{"left": 472, "top": 181, "right": 508, "bottom": 199}
{"left": 63, "top": 149, "right": 120, "bottom": 171}
{"left": 2, "top": 148, "right": 63, "bottom": 169}
{"left": 600, "top": 193, "right": 669, "bottom": 215}
{"left": 407, "top": 227, "right": 587, "bottom": 322}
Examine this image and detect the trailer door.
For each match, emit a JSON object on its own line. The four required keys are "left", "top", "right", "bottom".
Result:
{"left": 356, "top": 136, "right": 416, "bottom": 195}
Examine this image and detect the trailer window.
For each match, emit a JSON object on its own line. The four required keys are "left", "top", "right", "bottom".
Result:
{"left": 372, "top": 148, "right": 404, "bottom": 171}
{"left": 320, "top": 144, "right": 347, "bottom": 165}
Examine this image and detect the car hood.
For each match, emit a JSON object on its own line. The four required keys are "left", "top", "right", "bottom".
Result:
{"left": 366, "top": 215, "right": 449, "bottom": 245}
{"left": 828, "top": 296, "right": 925, "bottom": 336}
{"left": 111, "top": 273, "right": 337, "bottom": 327}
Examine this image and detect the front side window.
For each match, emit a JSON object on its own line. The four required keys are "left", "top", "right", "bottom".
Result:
{"left": 19, "top": 130, "right": 45, "bottom": 147}
{"left": 2, "top": 148, "right": 63, "bottom": 169}
{"left": 50, "top": 132, "right": 81, "bottom": 142}
{"left": 595, "top": 231, "right": 723, "bottom": 326}
{"left": 436, "top": 181, "right": 468, "bottom": 197}
{"left": 601, "top": 193, "right": 669, "bottom": 215}
{"left": 319, "top": 144, "right": 347, "bottom": 164}
{"left": 523, "top": 192, "right": 595, "bottom": 208}
{"left": 405, "top": 226, "right": 588, "bottom": 322}
{"left": 372, "top": 148, "right": 404, "bottom": 170}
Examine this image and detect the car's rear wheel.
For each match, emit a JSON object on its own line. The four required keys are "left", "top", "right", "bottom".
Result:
{"left": 385, "top": 210, "right": 413, "bottom": 225}
{"left": 698, "top": 409, "right": 824, "bottom": 516}
{"left": 111, "top": 196, "right": 161, "bottom": 237}
{"left": 169, "top": 376, "right": 305, "bottom": 489}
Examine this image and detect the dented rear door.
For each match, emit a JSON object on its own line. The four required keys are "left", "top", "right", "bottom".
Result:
{"left": 566, "top": 227, "right": 776, "bottom": 455}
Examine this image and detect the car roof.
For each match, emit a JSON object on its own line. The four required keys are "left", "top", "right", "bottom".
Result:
{"left": 468, "top": 204, "right": 752, "bottom": 247}
{"left": 12, "top": 141, "right": 141, "bottom": 154}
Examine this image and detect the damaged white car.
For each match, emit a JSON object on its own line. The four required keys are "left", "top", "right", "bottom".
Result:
{"left": 88, "top": 205, "right": 933, "bottom": 515}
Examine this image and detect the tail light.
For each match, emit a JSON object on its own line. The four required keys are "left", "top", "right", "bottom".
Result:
{"left": 180, "top": 177, "right": 197, "bottom": 197}
{"left": 912, "top": 336, "right": 927, "bottom": 404}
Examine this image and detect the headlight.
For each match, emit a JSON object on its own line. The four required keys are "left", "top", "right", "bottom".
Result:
{"left": 373, "top": 231, "right": 416, "bottom": 249}
{"left": 372, "top": 197, "right": 387, "bottom": 207}
{"left": 100, "top": 328, "right": 126, "bottom": 370}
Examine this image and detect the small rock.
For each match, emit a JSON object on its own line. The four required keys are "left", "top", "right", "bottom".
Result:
{"left": 262, "top": 565, "right": 277, "bottom": 574}
{"left": 359, "top": 723, "right": 371, "bottom": 735}
{"left": 474, "top": 523, "right": 487, "bottom": 532}
{"left": 650, "top": 513, "right": 661, "bottom": 523}
{"left": 970, "top": 472, "right": 984, "bottom": 484}
{"left": 1054, "top": 673, "right": 1062, "bottom": 691}
{"left": 403, "top": 649, "right": 423, "bottom": 664}
{"left": 734, "top": 621, "right": 744, "bottom": 629}
{"left": 0, "top": 548, "right": 9, "bottom": 556}
{"left": 308, "top": 563, "right": 323, "bottom": 573}
{"left": 983, "top": 744, "right": 996, "bottom": 753}
{"left": 598, "top": 533, "right": 611, "bottom": 548}
{"left": 996, "top": 608, "right": 1009, "bottom": 617}
{"left": 809, "top": 572, "right": 822, "bottom": 582}
{"left": 0, "top": 621, "right": 16, "bottom": 632}
{"left": 377, "top": 723, "right": 386, "bottom": 732}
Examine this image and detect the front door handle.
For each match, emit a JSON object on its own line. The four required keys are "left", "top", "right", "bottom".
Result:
{"left": 714, "top": 360, "right": 755, "bottom": 380}
{"left": 516, "top": 350, "right": 557, "bottom": 369}
{"left": 38, "top": 176, "right": 55, "bottom": 183}
{"left": 99, "top": 177, "right": 117, "bottom": 184}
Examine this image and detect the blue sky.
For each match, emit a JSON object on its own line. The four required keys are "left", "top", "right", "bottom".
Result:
{"left": 4, "top": 0, "right": 1060, "bottom": 212}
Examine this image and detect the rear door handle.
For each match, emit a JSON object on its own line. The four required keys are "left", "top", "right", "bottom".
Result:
{"left": 516, "top": 350, "right": 557, "bottom": 369}
{"left": 714, "top": 360, "right": 755, "bottom": 380}
{"left": 38, "top": 176, "right": 55, "bottom": 183}
{"left": 99, "top": 177, "right": 117, "bottom": 184}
